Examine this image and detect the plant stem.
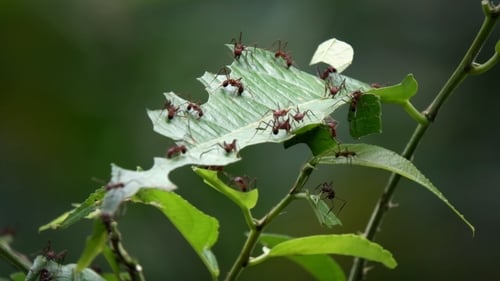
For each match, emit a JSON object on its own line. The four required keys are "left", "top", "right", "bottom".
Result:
{"left": 348, "top": 2, "right": 499, "bottom": 281}
{"left": 0, "top": 236, "right": 32, "bottom": 273}
{"left": 224, "top": 160, "right": 317, "bottom": 281}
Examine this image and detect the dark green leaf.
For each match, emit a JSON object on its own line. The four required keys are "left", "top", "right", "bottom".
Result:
{"left": 133, "top": 189, "right": 220, "bottom": 278}
{"left": 316, "top": 143, "right": 474, "bottom": 234}
{"left": 348, "top": 93, "right": 382, "bottom": 138}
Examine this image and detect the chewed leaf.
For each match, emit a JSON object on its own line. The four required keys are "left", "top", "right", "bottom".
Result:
{"left": 348, "top": 93, "right": 382, "bottom": 138}
{"left": 257, "top": 233, "right": 346, "bottom": 281}
{"left": 193, "top": 167, "right": 258, "bottom": 210}
{"left": 367, "top": 74, "right": 418, "bottom": 104}
{"left": 26, "top": 256, "right": 105, "bottom": 281}
{"left": 309, "top": 38, "right": 354, "bottom": 73}
{"left": 262, "top": 234, "right": 397, "bottom": 269}
{"left": 307, "top": 193, "right": 343, "bottom": 227}
{"left": 133, "top": 188, "right": 220, "bottom": 278}
{"left": 316, "top": 143, "right": 475, "bottom": 234}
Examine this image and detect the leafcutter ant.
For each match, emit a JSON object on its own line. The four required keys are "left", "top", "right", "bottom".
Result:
{"left": 166, "top": 144, "right": 187, "bottom": 158}
{"left": 222, "top": 173, "right": 256, "bottom": 192}
{"left": 263, "top": 103, "right": 291, "bottom": 121}
{"left": 105, "top": 182, "right": 125, "bottom": 191}
{"left": 349, "top": 90, "right": 363, "bottom": 113}
{"left": 273, "top": 40, "right": 293, "bottom": 69}
{"left": 214, "top": 68, "right": 245, "bottom": 96}
{"left": 41, "top": 241, "right": 67, "bottom": 264}
{"left": 38, "top": 269, "right": 52, "bottom": 281}
{"left": 315, "top": 181, "right": 346, "bottom": 214}
{"left": 325, "top": 78, "right": 346, "bottom": 98}
{"left": 290, "top": 105, "right": 316, "bottom": 123}
{"left": 256, "top": 117, "right": 292, "bottom": 135}
{"left": 370, "top": 83, "right": 382, "bottom": 88}
{"left": 200, "top": 139, "right": 238, "bottom": 158}
{"left": 159, "top": 99, "right": 180, "bottom": 121}
{"left": 323, "top": 117, "right": 340, "bottom": 141}
{"left": 231, "top": 32, "right": 247, "bottom": 60}
{"left": 335, "top": 146, "right": 357, "bottom": 164}
{"left": 318, "top": 66, "right": 337, "bottom": 80}
{"left": 186, "top": 102, "right": 203, "bottom": 119}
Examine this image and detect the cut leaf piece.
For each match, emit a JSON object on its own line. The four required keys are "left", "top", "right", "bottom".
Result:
{"left": 310, "top": 38, "right": 354, "bottom": 73}
{"left": 348, "top": 93, "right": 382, "bottom": 138}
{"left": 262, "top": 234, "right": 397, "bottom": 269}
{"left": 26, "top": 256, "right": 105, "bottom": 281}
{"left": 257, "top": 233, "right": 346, "bottom": 281}
{"left": 316, "top": 143, "right": 474, "bottom": 234}
{"left": 133, "top": 189, "right": 220, "bottom": 278}
{"left": 193, "top": 167, "right": 258, "bottom": 210}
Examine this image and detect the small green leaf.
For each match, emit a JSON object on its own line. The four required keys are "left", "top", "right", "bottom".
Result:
{"left": 193, "top": 167, "right": 258, "bottom": 210}
{"left": 307, "top": 193, "right": 343, "bottom": 227}
{"left": 9, "top": 272, "right": 25, "bottom": 281}
{"left": 39, "top": 188, "right": 104, "bottom": 231}
{"left": 368, "top": 74, "right": 418, "bottom": 104}
{"left": 133, "top": 189, "right": 220, "bottom": 278}
{"left": 348, "top": 93, "right": 382, "bottom": 138}
{"left": 310, "top": 38, "right": 354, "bottom": 73}
{"left": 316, "top": 143, "right": 475, "bottom": 234}
{"left": 258, "top": 233, "right": 346, "bottom": 281}
{"left": 76, "top": 220, "right": 108, "bottom": 272}
{"left": 265, "top": 234, "right": 397, "bottom": 269}
{"left": 284, "top": 123, "right": 338, "bottom": 156}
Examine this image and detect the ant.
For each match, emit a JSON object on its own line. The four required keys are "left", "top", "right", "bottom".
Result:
{"left": 186, "top": 102, "right": 203, "bottom": 119}
{"left": 315, "top": 181, "right": 346, "bottom": 214}
{"left": 257, "top": 117, "right": 292, "bottom": 135}
{"left": 41, "top": 241, "right": 67, "bottom": 264}
{"left": 166, "top": 144, "right": 187, "bottom": 158}
{"left": 202, "top": 165, "right": 225, "bottom": 172}
{"left": 38, "top": 268, "right": 52, "bottom": 281}
{"left": 214, "top": 68, "right": 245, "bottom": 96}
{"left": 219, "top": 139, "right": 238, "bottom": 154}
{"left": 370, "top": 83, "right": 382, "bottom": 88}
{"left": 263, "top": 104, "right": 291, "bottom": 121}
{"left": 318, "top": 66, "right": 337, "bottom": 80}
{"left": 231, "top": 32, "right": 247, "bottom": 60}
{"left": 349, "top": 90, "right": 363, "bottom": 113}
{"left": 335, "top": 146, "right": 357, "bottom": 164}
{"left": 290, "top": 106, "right": 316, "bottom": 123}
{"left": 273, "top": 40, "right": 293, "bottom": 69}
{"left": 224, "top": 174, "right": 255, "bottom": 192}
{"left": 105, "top": 182, "right": 125, "bottom": 191}
{"left": 160, "top": 99, "right": 180, "bottom": 121}
{"left": 323, "top": 117, "right": 340, "bottom": 141}
{"left": 325, "top": 78, "right": 346, "bottom": 98}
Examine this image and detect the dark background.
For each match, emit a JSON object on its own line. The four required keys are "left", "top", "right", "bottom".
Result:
{"left": 1, "top": 0, "right": 499, "bottom": 280}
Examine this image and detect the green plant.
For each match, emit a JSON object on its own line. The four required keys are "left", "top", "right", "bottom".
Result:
{"left": 1, "top": 1, "right": 498, "bottom": 281}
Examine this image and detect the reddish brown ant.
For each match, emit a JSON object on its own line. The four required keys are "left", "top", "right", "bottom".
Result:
{"left": 325, "top": 78, "right": 346, "bottom": 98}
{"left": 290, "top": 106, "right": 316, "bottom": 123}
{"left": 273, "top": 40, "right": 293, "bottom": 69}
{"left": 370, "top": 83, "right": 382, "bottom": 88}
{"left": 166, "top": 144, "right": 187, "bottom": 158}
{"left": 324, "top": 117, "right": 340, "bottom": 141}
{"left": 186, "top": 102, "right": 203, "bottom": 119}
{"left": 257, "top": 117, "right": 292, "bottom": 135}
{"left": 318, "top": 66, "right": 337, "bottom": 80}
{"left": 38, "top": 268, "right": 52, "bottom": 281}
{"left": 349, "top": 90, "right": 363, "bottom": 113}
{"left": 263, "top": 103, "right": 291, "bottom": 121}
{"left": 202, "top": 165, "right": 225, "bottom": 172}
{"left": 219, "top": 139, "right": 238, "bottom": 154}
{"left": 105, "top": 182, "right": 125, "bottom": 191}
{"left": 160, "top": 99, "right": 180, "bottom": 121}
{"left": 224, "top": 174, "right": 255, "bottom": 192}
{"left": 231, "top": 32, "right": 247, "bottom": 60}
{"left": 315, "top": 181, "right": 346, "bottom": 214}
{"left": 214, "top": 68, "right": 245, "bottom": 96}
{"left": 41, "top": 241, "right": 67, "bottom": 264}
{"left": 335, "top": 146, "right": 357, "bottom": 164}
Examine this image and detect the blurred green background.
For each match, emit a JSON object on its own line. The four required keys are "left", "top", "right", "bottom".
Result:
{"left": 1, "top": 0, "right": 499, "bottom": 280}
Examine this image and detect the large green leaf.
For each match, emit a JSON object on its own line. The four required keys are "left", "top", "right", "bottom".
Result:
{"left": 257, "top": 233, "right": 346, "bottom": 281}
{"left": 253, "top": 234, "right": 396, "bottom": 269}
{"left": 316, "top": 143, "right": 474, "bottom": 234}
{"left": 132, "top": 189, "right": 220, "bottom": 278}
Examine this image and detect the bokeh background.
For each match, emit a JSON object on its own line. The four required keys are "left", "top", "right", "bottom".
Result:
{"left": 1, "top": 0, "right": 499, "bottom": 280}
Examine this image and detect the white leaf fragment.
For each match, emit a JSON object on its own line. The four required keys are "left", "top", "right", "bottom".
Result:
{"left": 310, "top": 38, "right": 354, "bottom": 73}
